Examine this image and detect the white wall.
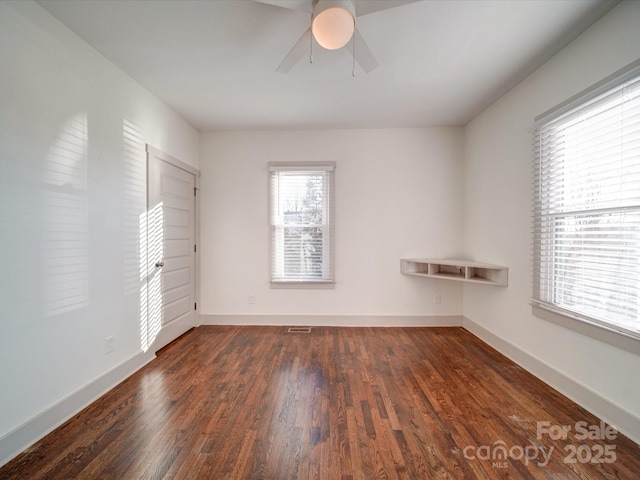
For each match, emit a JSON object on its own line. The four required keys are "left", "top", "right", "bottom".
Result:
{"left": 200, "top": 128, "right": 464, "bottom": 324}
{"left": 463, "top": 0, "right": 640, "bottom": 442}
{"left": 0, "top": 0, "right": 199, "bottom": 461}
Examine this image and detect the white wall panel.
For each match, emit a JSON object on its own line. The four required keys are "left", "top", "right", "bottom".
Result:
{"left": 463, "top": 0, "right": 640, "bottom": 441}
{"left": 0, "top": 0, "right": 198, "bottom": 456}
{"left": 199, "top": 128, "right": 464, "bottom": 318}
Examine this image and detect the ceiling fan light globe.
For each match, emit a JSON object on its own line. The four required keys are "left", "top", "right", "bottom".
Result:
{"left": 312, "top": 7, "right": 355, "bottom": 50}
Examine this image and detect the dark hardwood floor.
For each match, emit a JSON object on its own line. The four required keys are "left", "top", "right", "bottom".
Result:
{"left": 1, "top": 326, "right": 639, "bottom": 479}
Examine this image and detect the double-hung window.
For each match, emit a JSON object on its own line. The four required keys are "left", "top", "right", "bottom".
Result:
{"left": 269, "top": 162, "right": 335, "bottom": 285}
{"left": 532, "top": 64, "right": 640, "bottom": 339}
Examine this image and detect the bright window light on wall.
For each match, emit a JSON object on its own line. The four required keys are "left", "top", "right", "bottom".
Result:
{"left": 269, "top": 162, "right": 335, "bottom": 285}
{"left": 532, "top": 64, "right": 640, "bottom": 338}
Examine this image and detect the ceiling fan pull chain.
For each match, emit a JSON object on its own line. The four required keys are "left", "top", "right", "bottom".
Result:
{"left": 310, "top": 14, "right": 314, "bottom": 64}
{"left": 352, "top": 29, "right": 356, "bottom": 77}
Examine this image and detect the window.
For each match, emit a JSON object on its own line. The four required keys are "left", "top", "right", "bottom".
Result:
{"left": 269, "top": 162, "right": 335, "bottom": 285}
{"left": 532, "top": 65, "right": 640, "bottom": 339}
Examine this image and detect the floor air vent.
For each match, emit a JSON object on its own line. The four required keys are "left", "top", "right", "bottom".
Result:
{"left": 287, "top": 326, "right": 311, "bottom": 333}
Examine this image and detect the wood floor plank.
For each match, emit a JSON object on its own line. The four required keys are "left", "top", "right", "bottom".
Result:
{"left": 1, "top": 326, "right": 639, "bottom": 479}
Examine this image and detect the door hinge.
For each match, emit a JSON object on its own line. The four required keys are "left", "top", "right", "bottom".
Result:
{"left": 194, "top": 244, "right": 197, "bottom": 253}
{"left": 194, "top": 187, "right": 197, "bottom": 196}
{"left": 194, "top": 302, "right": 197, "bottom": 310}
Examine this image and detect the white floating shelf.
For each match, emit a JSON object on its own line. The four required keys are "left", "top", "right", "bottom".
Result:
{"left": 401, "top": 258, "right": 508, "bottom": 287}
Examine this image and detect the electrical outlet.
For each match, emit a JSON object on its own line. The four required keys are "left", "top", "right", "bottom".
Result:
{"left": 104, "top": 336, "right": 115, "bottom": 354}
{"left": 248, "top": 295, "right": 256, "bottom": 305}
{"left": 433, "top": 294, "right": 442, "bottom": 305}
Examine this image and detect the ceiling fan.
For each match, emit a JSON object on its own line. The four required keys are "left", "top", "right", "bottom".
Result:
{"left": 254, "top": 0, "right": 420, "bottom": 74}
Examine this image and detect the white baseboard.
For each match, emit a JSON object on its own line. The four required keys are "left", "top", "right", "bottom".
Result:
{"left": 463, "top": 316, "right": 640, "bottom": 446}
{"left": 0, "top": 350, "right": 155, "bottom": 468}
{"left": 200, "top": 313, "right": 463, "bottom": 327}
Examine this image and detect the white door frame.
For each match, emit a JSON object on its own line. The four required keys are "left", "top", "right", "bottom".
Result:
{"left": 145, "top": 144, "right": 200, "bottom": 352}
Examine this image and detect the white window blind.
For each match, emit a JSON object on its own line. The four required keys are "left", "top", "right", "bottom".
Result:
{"left": 269, "top": 163, "right": 335, "bottom": 283}
{"left": 532, "top": 67, "right": 640, "bottom": 337}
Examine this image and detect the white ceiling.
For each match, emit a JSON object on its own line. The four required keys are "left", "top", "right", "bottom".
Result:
{"left": 37, "top": 0, "right": 617, "bottom": 131}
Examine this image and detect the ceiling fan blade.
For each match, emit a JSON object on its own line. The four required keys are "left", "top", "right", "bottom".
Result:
{"left": 354, "top": 0, "right": 421, "bottom": 17}
{"left": 348, "top": 28, "right": 378, "bottom": 74}
{"left": 253, "top": 0, "right": 313, "bottom": 13}
{"left": 276, "top": 27, "right": 312, "bottom": 73}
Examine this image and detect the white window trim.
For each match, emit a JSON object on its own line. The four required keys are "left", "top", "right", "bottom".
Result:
{"left": 531, "top": 58, "right": 640, "bottom": 352}
{"left": 269, "top": 161, "right": 336, "bottom": 288}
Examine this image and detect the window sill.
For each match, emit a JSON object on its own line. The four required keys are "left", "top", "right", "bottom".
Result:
{"left": 531, "top": 304, "right": 640, "bottom": 356}
{"left": 270, "top": 281, "right": 336, "bottom": 290}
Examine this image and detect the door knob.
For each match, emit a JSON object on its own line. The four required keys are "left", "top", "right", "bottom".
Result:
{"left": 155, "top": 261, "right": 165, "bottom": 268}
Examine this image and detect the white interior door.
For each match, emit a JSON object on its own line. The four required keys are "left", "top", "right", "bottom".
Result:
{"left": 146, "top": 146, "right": 197, "bottom": 352}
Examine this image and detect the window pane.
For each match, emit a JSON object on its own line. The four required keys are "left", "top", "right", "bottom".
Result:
{"left": 270, "top": 164, "right": 334, "bottom": 283}
{"left": 281, "top": 226, "right": 324, "bottom": 278}
{"left": 533, "top": 69, "right": 640, "bottom": 336}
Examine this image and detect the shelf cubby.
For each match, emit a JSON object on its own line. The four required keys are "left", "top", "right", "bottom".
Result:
{"left": 401, "top": 258, "right": 508, "bottom": 287}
